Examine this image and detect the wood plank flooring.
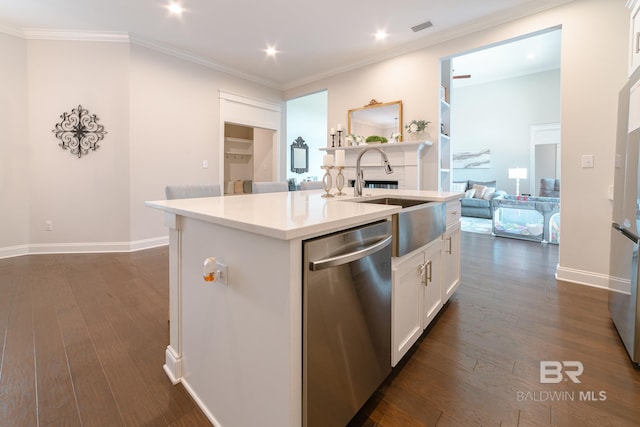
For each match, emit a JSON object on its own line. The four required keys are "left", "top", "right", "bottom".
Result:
{"left": 0, "top": 248, "right": 210, "bottom": 427}
{"left": 1, "top": 232, "right": 639, "bottom": 426}
{"left": 351, "top": 232, "right": 640, "bottom": 426}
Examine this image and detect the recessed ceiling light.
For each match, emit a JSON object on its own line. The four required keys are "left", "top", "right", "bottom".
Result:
{"left": 265, "top": 46, "right": 278, "bottom": 56}
{"left": 375, "top": 30, "right": 388, "bottom": 41}
{"left": 167, "top": 2, "right": 184, "bottom": 15}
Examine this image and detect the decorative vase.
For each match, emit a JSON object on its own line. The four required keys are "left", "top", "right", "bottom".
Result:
{"left": 408, "top": 131, "right": 423, "bottom": 141}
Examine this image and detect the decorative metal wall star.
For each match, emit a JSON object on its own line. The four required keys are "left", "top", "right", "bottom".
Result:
{"left": 52, "top": 105, "right": 107, "bottom": 158}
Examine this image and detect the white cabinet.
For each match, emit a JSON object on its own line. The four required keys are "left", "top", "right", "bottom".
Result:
{"left": 391, "top": 250, "right": 424, "bottom": 366}
{"left": 442, "top": 200, "right": 461, "bottom": 302}
{"left": 391, "top": 238, "right": 442, "bottom": 366}
{"left": 442, "top": 220, "right": 461, "bottom": 303}
{"left": 421, "top": 241, "right": 442, "bottom": 329}
{"left": 390, "top": 199, "right": 461, "bottom": 366}
{"left": 629, "top": 0, "right": 640, "bottom": 75}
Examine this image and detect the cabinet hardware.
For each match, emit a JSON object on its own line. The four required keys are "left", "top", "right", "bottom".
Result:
{"left": 425, "top": 260, "right": 432, "bottom": 284}
{"left": 419, "top": 263, "right": 427, "bottom": 285}
{"left": 446, "top": 236, "right": 452, "bottom": 254}
{"left": 636, "top": 32, "right": 640, "bottom": 54}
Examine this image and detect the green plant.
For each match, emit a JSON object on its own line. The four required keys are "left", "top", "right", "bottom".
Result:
{"left": 365, "top": 135, "right": 388, "bottom": 143}
{"left": 405, "top": 119, "right": 430, "bottom": 133}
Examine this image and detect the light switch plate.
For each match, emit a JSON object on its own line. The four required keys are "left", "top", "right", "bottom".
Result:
{"left": 202, "top": 160, "right": 209, "bottom": 169}
{"left": 216, "top": 261, "right": 228, "bottom": 285}
{"left": 581, "top": 154, "right": 594, "bottom": 168}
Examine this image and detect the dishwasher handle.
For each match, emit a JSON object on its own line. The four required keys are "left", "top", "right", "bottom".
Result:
{"left": 310, "top": 235, "right": 392, "bottom": 271}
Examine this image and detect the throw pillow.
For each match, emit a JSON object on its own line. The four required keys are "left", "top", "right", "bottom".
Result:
{"left": 451, "top": 181, "right": 467, "bottom": 193}
{"left": 464, "top": 189, "right": 476, "bottom": 198}
{"left": 472, "top": 184, "right": 487, "bottom": 199}
{"left": 482, "top": 187, "right": 496, "bottom": 200}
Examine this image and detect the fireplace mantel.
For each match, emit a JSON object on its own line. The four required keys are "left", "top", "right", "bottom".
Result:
{"left": 320, "top": 141, "right": 433, "bottom": 190}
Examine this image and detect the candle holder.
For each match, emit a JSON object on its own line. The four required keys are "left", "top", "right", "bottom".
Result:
{"left": 331, "top": 133, "right": 336, "bottom": 148}
{"left": 321, "top": 166, "right": 334, "bottom": 198}
{"left": 337, "top": 130, "right": 343, "bottom": 147}
{"left": 335, "top": 167, "right": 346, "bottom": 196}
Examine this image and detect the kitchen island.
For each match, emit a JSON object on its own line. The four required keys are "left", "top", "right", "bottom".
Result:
{"left": 146, "top": 188, "right": 461, "bottom": 427}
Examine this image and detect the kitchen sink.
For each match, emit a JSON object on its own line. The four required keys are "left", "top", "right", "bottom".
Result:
{"left": 355, "top": 197, "right": 430, "bottom": 209}
{"left": 353, "top": 197, "right": 445, "bottom": 257}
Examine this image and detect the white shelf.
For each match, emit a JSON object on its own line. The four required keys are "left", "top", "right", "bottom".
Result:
{"left": 440, "top": 134, "right": 450, "bottom": 141}
{"left": 440, "top": 99, "right": 450, "bottom": 109}
{"left": 225, "top": 137, "right": 253, "bottom": 144}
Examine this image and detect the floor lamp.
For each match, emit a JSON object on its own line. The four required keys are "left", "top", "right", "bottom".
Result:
{"left": 508, "top": 168, "right": 528, "bottom": 195}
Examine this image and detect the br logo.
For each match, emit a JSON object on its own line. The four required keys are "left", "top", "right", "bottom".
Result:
{"left": 540, "top": 361, "right": 584, "bottom": 384}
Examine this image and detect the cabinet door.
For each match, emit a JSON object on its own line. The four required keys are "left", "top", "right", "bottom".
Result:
{"left": 421, "top": 242, "right": 442, "bottom": 329}
{"left": 442, "top": 221, "right": 461, "bottom": 303}
{"left": 391, "top": 251, "right": 424, "bottom": 366}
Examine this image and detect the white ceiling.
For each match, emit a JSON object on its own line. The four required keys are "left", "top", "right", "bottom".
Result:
{"left": 452, "top": 29, "right": 562, "bottom": 88}
{"left": 0, "top": 0, "right": 572, "bottom": 89}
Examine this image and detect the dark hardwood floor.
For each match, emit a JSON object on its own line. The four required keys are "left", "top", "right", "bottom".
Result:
{"left": 1, "top": 231, "right": 639, "bottom": 426}
{"left": 351, "top": 232, "right": 640, "bottom": 426}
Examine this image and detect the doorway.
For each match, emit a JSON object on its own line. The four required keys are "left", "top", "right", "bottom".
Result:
{"left": 530, "top": 123, "right": 560, "bottom": 196}
{"left": 447, "top": 28, "right": 562, "bottom": 255}
{"left": 286, "top": 91, "right": 328, "bottom": 184}
{"left": 223, "top": 123, "right": 277, "bottom": 194}
{"left": 218, "top": 91, "right": 282, "bottom": 192}
{"left": 446, "top": 28, "right": 562, "bottom": 196}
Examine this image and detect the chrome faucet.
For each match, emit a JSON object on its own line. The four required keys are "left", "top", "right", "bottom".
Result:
{"left": 354, "top": 146, "right": 394, "bottom": 196}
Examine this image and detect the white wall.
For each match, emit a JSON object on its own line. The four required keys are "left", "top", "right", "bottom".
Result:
{"left": 0, "top": 38, "right": 282, "bottom": 255}
{"left": 253, "top": 127, "right": 275, "bottom": 182}
{"left": 128, "top": 44, "right": 282, "bottom": 243}
{"left": 451, "top": 69, "right": 561, "bottom": 195}
{"left": 286, "top": 91, "right": 328, "bottom": 182}
{"left": 0, "top": 33, "right": 29, "bottom": 256}
{"left": 284, "top": 0, "right": 629, "bottom": 289}
{"left": 27, "top": 40, "right": 131, "bottom": 250}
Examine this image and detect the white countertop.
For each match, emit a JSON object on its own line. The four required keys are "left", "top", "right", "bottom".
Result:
{"left": 146, "top": 188, "right": 462, "bottom": 241}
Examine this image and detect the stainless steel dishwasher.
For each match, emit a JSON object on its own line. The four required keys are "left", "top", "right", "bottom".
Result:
{"left": 303, "top": 220, "right": 392, "bottom": 427}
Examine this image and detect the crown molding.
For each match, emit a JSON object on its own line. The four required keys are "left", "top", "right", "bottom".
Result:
{"left": 0, "top": 0, "right": 576, "bottom": 92}
{"left": 22, "top": 28, "right": 129, "bottom": 42}
{"left": 0, "top": 22, "right": 282, "bottom": 90}
{"left": 281, "top": 0, "right": 575, "bottom": 91}
{"left": 128, "top": 35, "right": 281, "bottom": 90}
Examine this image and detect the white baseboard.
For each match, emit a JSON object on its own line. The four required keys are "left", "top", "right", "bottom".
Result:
{"left": 555, "top": 264, "right": 611, "bottom": 290}
{"left": 181, "top": 378, "right": 223, "bottom": 427}
{"left": 0, "top": 236, "right": 168, "bottom": 259}
{"left": 0, "top": 244, "right": 29, "bottom": 259}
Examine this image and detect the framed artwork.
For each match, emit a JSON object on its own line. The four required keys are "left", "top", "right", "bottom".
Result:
{"left": 453, "top": 148, "right": 491, "bottom": 169}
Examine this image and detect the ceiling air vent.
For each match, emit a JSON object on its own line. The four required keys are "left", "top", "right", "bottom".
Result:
{"left": 411, "top": 21, "right": 433, "bottom": 32}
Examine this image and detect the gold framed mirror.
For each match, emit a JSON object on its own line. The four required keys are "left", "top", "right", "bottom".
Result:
{"left": 348, "top": 99, "right": 403, "bottom": 142}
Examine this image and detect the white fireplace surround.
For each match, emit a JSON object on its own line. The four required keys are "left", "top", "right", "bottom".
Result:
{"left": 320, "top": 141, "right": 433, "bottom": 190}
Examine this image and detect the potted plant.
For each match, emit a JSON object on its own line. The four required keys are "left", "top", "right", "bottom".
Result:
{"left": 365, "top": 135, "right": 388, "bottom": 144}
{"left": 405, "top": 120, "right": 431, "bottom": 140}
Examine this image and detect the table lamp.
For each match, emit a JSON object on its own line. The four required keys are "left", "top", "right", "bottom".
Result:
{"left": 508, "top": 167, "right": 528, "bottom": 195}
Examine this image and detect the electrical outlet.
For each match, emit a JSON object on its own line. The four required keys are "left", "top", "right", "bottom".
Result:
{"left": 582, "top": 154, "right": 594, "bottom": 168}
{"left": 202, "top": 160, "right": 209, "bottom": 169}
{"left": 45, "top": 220, "right": 53, "bottom": 231}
